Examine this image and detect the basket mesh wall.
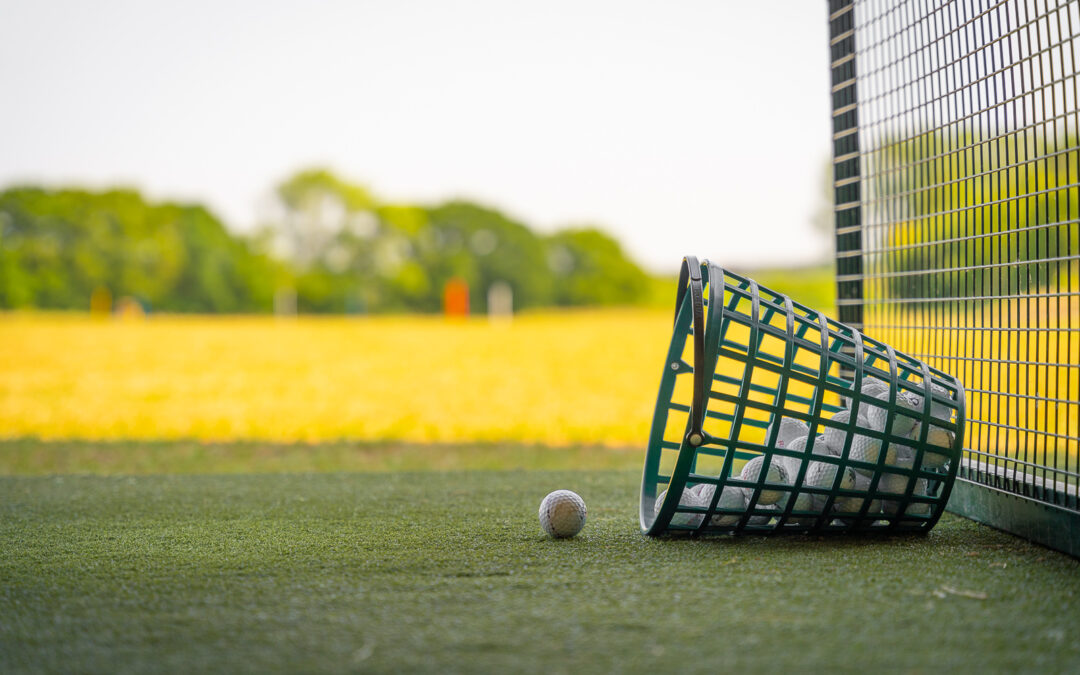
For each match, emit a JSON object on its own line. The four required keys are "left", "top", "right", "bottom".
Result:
{"left": 640, "top": 262, "right": 964, "bottom": 536}
{"left": 828, "top": 0, "right": 1080, "bottom": 555}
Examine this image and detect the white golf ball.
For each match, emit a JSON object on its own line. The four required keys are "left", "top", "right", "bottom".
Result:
{"left": 774, "top": 436, "right": 830, "bottom": 493}
{"left": 890, "top": 443, "right": 916, "bottom": 466}
{"left": 866, "top": 406, "right": 920, "bottom": 439}
{"left": 539, "top": 490, "right": 587, "bottom": 538}
{"left": 805, "top": 460, "right": 857, "bottom": 491}
{"left": 655, "top": 485, "right": 707, "bottom": 528}
{"left": 834, "top": 471, "right": 881, "bottom": 516}
{"left": 765, "top": 417, "right": 810, "bottom": 449}
{"left": 908, "top": 479, "right": 932, "bottom": 515}
{"left": 879, "top": 451, "right": 915, "bottom": 515}
{"left": 883, "top": 478, "right": 932, "bottom": 516}
{"left": 807, "top": 434, "right": 836, "bottom": 457}
{"left": 832, "top": 497, "right": 881, "bottom": 518}
{"left": 774, "top": 434, "right": 816, "bottom": 477}
{"left": 880, "top": 469, "right": 912, "bottom": 495}
{"left": 902, "top": 425, "right": 952, "bottom": 470}
{"left": 856, "top": 378, "right": 920, "bottom": 438}
{"left": 905, "top": 382, "right": 954, "bottom": 423}
{"left": 859, "top": 377, "right": 890, "bottom": 397}
{"left": 880, "top": 474, "right": 912, "bottom": 515}
{"left": 787, "top": 436, "right": 808, "bottom": 452}
{"left": 739, "top": 455, "right": 790, "bottom": 505}
{"left": 851, "top": 434, "right": 894, "bottom": 472}
{"left": 746, "top": 503, "right": 778, "bottom": 526}
{"left": 853, "top": 377, "right": 888, "bottom": 412}
{"left": 881, "top": 475, "right": 932, "bottom": 516}
{"left": 920, "top": 452, "right": 950, "bottom": 471}
{"left": 824, "top": 409, "right": 893, "bottom": 471}
{"left": 694, "top": 483, "right": 749, "bottom": 526}
{"left": 925, "top": 424, "right": 954, "bottom": 448}
{"left": 823, "top": 409, "right": 858, "bottom": 450}
{"left": 773, "top": 453, "right": 804, "bottom": 485}
{"left": 786, "top": 491, "right": 825, "bottom": 526}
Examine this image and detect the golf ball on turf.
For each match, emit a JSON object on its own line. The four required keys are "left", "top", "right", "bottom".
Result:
{"left": 539, "top": 490, "right": 587, "bottom": 538}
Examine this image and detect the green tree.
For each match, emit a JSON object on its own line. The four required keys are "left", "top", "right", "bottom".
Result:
{"left": 0, "top": 187, "right": 280, "bottom": 312}
{"left": 545, "top": 227, "right": 649, "bottom": 306}
{"left": 1, "top": 173, "right": 657, "bottom": 314}
{"left": 269, "top": 168, "right": 390, "bottom": 313}
{"left": 422, "top": 201, "right": 554, "bottom": 312}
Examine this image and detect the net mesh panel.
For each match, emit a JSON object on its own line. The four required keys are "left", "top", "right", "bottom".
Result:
{"left": 829, "top": 0, "right": 1080, "bottom": 551}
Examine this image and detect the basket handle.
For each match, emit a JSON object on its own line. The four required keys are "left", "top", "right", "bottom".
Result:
{"left": 676, "top": 256, "right": 706, "bottom": 447}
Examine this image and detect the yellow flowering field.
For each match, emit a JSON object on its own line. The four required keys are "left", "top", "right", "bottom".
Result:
{"left": 0, "top": 310, "right": 677, "bottom": 446}
{"left": 868, "top": 297, "right": 1080, "bottom": 469}
{"left": 3, "top": 293, "right": 1073, "bottom": 477}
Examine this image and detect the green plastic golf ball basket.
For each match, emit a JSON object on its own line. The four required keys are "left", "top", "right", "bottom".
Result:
{"left": 640, "top": 257, "right": 966, "bottom": 536}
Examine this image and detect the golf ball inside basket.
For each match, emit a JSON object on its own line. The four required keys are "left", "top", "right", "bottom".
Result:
{"left": 834, "top": 471, "right": 881, "bottom": 516}
{"left": 905, "top": 382, "right": 954, "bottom": 423}
{"left": 539, "top": 490, "right": 587, "bottom": 538}
{"left": 694, "top": 484, "right": 749, "bottom": 526}
{"left": 805, "top": 460, "right": 857, "bottom": 491}
{"left": 860, "top": 377, "right": 890, "bottom": 398}
{"left": 856, "top": 379, "right": 920, "bottom": 438}
{"left": 739, "top": 455, "right": 790, "bottom": 505}
{"left": 824, "top": 409, "right": 893, "bottom": 471}
{"left": 765, "top": 417, "right": 810, "bottom": 449}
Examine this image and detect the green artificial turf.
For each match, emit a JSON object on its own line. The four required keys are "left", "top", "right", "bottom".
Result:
{"left": 2, "top": 469, "right": 1078, "bottom": 674}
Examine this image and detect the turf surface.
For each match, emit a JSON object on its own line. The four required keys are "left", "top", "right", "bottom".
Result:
{"left": 3, "top": 469, "right": 1078, "bottom": 673}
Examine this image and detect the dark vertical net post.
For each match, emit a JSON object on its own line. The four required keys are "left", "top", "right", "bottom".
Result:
{"left": 827, "top": 0, "right": 1080, "bottom": 557}
{"left": 831, "top": 0, "right": 864, "bottom": 388}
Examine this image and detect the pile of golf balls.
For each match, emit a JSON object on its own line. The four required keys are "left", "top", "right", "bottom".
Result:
{"left": 652, "top": 377, "right": 957, "bottom": 528}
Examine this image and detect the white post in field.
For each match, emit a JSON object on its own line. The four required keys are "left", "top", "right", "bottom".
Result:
{"left": 487, "top": 281, "right": 513, "bottom": 322}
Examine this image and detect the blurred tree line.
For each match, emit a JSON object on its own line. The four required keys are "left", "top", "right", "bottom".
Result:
{"left": 0, "top": 169, "right": 650, "bottom": 313}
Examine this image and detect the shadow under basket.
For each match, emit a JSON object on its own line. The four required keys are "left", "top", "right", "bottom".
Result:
{"left": 640, "top": 257, "right": 966, "bottom": 536}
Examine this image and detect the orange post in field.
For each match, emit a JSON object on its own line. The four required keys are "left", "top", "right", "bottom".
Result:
{"left": 443, "top": 278, "right": 469, "bottom": 317}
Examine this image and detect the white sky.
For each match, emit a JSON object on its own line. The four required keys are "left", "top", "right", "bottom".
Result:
{"left": 0, "top": 0, "right": 833, "bottom": 273}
